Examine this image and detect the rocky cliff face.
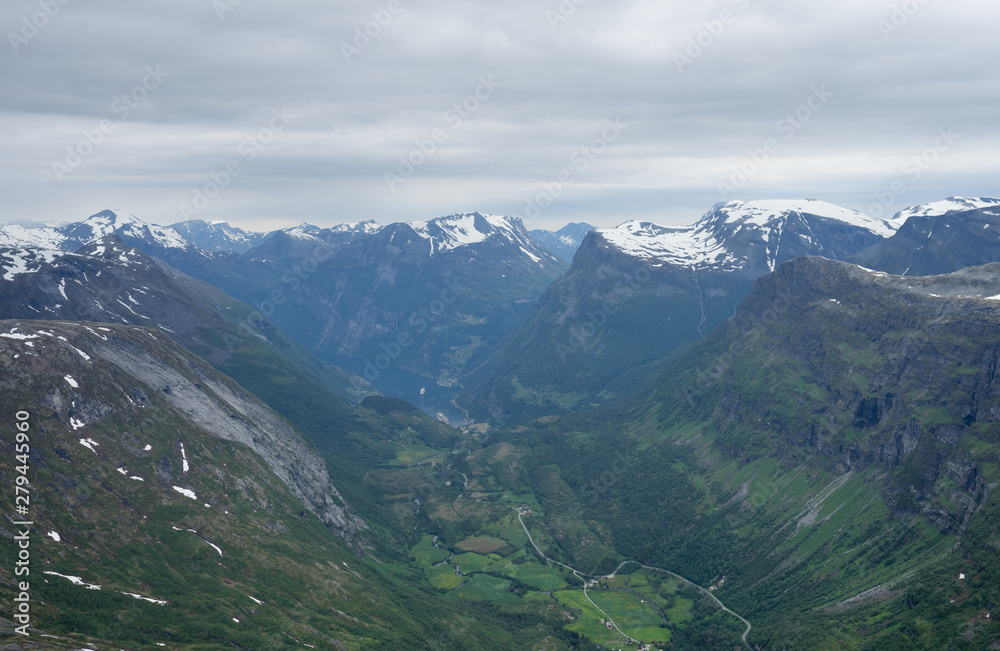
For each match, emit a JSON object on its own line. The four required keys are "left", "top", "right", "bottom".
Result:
{"left": 669, "top": 257, "right": 1000, "bottom": 532}
{"left": 0, "top": 320, "right": 367, "bottom": 545}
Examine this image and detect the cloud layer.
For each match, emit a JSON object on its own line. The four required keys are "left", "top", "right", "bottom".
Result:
{"left": 2, "top": 0, "right": 998, "bottom": 231}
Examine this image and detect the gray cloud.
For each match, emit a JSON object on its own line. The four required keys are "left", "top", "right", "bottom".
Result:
{"left": 2, "top": 0, "right": 998, "bottom": 232}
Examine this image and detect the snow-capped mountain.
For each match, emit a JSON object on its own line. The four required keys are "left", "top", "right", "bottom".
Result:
{"left": 0, "top": 224, "right": 67, "bottom": 250}
{"left": 0, "top": 247, "right": 67, "bottom": 282}
{"left": 328, "top": 220, "right": 384, "bottom": 235}
{"left": 529, "top": 222, "right": 595, "bottom": 262}
{"left": 0, "top": 209, "right": 198, "bottom": 259}
{"left": 59, "top": 209, "right": 194, "bottom": 252}
{"left": 459, "top": 199, "right": 899, "bottom": 423}
{"left": 596, "top": 199, "right": 897, "bottom": 273}
{"left": 170, "top": 219, "right": 270, "bottom": 253}
{"left": 851, "top": 197, "right": 1000, "bottom": 276}
{"left": 894, "top": 196, "right": 1000, "bottom": 221}
{"left": 405, "top": 212, "right": 561, "bottom": 267}
{"left": 185, "top": 211, "right": 568, "bottom": 389}
{"left": 0, "top": 235, "right": 373, "bottom": 403}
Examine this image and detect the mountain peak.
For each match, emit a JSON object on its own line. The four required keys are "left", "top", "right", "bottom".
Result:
{"left": 63, "top": 209, "right": 192, "bottom": 252}
{"left": 702, "top": 199, "right": 897, "bottom": 237}
{"left": 329, "top": 219, "right": 383, "bottom": 234}
{"left": 87, "top": 208, "right": 146, "bottom": 226}
{"left": 595, "top": 198, "right": 895, "bottom": 272}
{"left": 528, "top": 222, "right": 595, "bottom": 262}
{"left": 407, "top": 212, "right": 529, "bottom": 255}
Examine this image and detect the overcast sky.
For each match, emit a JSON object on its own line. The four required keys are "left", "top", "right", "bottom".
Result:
{"left": 2, "top": 0, "right": 998, "bottom": 232}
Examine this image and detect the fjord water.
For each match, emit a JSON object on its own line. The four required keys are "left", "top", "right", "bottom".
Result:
{"left": 328, "top": 353, "right": 467, "bottom": 424}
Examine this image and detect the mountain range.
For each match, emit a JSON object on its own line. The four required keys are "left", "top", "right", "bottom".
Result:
{"left": 1, "top": 210, "right": 581, "bottom": 421}
{"left": 4, "top": 195, "right": 1000, "bottom": 649}
{"left": 458, "top": 199, "right": 902, "bottom": 423}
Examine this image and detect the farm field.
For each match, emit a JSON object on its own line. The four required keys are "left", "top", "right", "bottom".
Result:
{"left": 456, "top": 535, "right": 507, "bottom": 554}
{"left": 446, "top": 574, "right": 522, "bottom": 604}
{"left": 410, "top": 534, "right": 450, "bottom": 566}
{"left": 513, "top": 562, "right": 571, "bottom": 591}
{"left": 452, "top": 552, "right": 493, "bottom": 574}
{"left": 398, "top": 445, "right": 744, "bottom": 649}
{"left": 554, "top": 589, "right": 637, "bottom": 649}
{"left": 589, "top": 590, "right": 672, "bottom": 644}
{"left": 387, "top": 444, "right": 446, "bottom": 467}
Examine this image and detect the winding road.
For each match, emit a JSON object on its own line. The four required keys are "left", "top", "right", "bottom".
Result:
{"left": 515, "top": 510, "right": 753, "bottom": 649}
{"left": 419, "top": 455, "right": 753, "bottom": 647}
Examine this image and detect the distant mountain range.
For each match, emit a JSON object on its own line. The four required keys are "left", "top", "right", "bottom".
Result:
{"left": 0, "top": 210, "right": 585, "bottom": 422}
{"left": 6, "top": 198, "right": 999, "bottom": 428}
{"left": 528, "top": 222, "right": 596, "bottom": 261}
{"left": 169, "top": 219, "right": 271, "bottom": 253}
{"left": 457, "top": 198, "right": 1000, "bottom": 423}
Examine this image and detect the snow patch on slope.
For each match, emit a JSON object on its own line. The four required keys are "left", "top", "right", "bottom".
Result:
{"left": 172, "top": 486, "right": 198, "bottom": 500}
{"left": 1, "top": 248, "right": 66, "bottom": 281}
{"left": 44, "top": 571, "right": 101, "bottom": 590}
{"left": 599, "top": 220, "right": 736, "bottom": 269}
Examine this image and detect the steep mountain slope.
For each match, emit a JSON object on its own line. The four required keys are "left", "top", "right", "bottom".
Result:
{"left": 0, "top": 236, "right": 372, "bottom": 403}
{"left": 528, "top": 222, "right": 595, "bottom": 262}
{"left": 0, "top": 321, "right": 575, "bottom": 649}
{"left": 432, "top": 257, "right": 1000, "bottom": 649}
{"left": 206, "top": 212, "right": 568, "bottom": 394}
{"left": 849, "top": 197, "right": 1000, "bottom": 275}
{"left": 460, "top": 199, "right": 896, "bottom": 423}
{"left": 0, "top": 320, "right": 369, "bottom": 647}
